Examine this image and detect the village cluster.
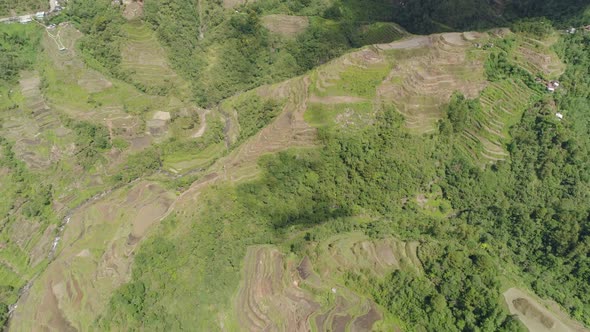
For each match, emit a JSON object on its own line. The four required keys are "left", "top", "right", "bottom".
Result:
{"left": 0, "top": 0, "right": 63, "bottom": 24}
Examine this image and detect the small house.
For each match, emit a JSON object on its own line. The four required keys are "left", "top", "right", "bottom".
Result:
{"left": 567, "top": 27, "right": 576, "bottom": 34}
{"left": 547, "top": 81, "right": 560, "bottom": 92}
{"left": 35, "top": 12, "right": 45, "bottom": 19}
{"left": 556, "top": 113, "right": 563, "bottom": 120}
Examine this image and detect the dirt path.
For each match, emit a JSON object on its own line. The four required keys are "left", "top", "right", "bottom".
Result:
{"left": 308, "top": 95, "right": 367, "bottom": 104}
{"left": 375, "top": 36, "right": 431, "bottom": 50}
{"left": 192, "top": 109, "right": 210, "bottom": 138}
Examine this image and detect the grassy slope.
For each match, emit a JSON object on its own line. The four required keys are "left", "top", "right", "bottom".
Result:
{"left": 3, "top": 3, "right": 589, "bottom": 331}
{"left": 0, "top": 0, "right": 47, "bottom": 17}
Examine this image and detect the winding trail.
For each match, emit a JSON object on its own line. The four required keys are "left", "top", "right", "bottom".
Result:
{"left": 192, "top": 109, "right": 210, "bottom": 138}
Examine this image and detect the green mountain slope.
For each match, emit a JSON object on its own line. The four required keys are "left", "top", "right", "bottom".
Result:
{"left": 1, "top": 0, "right": 590, "bottom": 331}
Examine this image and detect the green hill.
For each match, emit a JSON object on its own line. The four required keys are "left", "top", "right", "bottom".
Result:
{"left": 1, "top": 0, "right": 590, "bottom": 331}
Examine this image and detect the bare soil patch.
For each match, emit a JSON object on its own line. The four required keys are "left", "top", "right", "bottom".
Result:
{"left": 376, "top": 36, "right": 432, "bottom": 50}
{"left": 261, "top": 15, "right": 309, "bottom": 38}
{"left": 130, "top": 185, "right": 174, "bottom": 239}
{"left": 123, "top": 1, "right": 143, "bottom": 20}
{"left": 297, "top": 256, "right": 314, "bottom": 280}
{"left": 129, "top": 136, "right": 152, "bottom": 151}
{"left": 441, "top": 32, "right": 469, "bottom": 46}
{"left": 34, "top": 280, "right": 77, "bottom": 332}
{"left": 351, "top": 303, "right": 382, "bottom": 332}
{"left": 333, "top": 314, "right": 352, "bottom": 331}
{"left": 153, "top": 111, "right": 171, "bottom": 121}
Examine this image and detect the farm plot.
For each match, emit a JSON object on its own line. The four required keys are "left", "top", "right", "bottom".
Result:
{"left": 121, "top": 22, "right": 188, "bottom": 96}
{"left": 514, "top": 37, "right": 565, "bottom": 79}
{"left": 261, "top": 14, "right": 309, "bottom": 38}
{"left": 231, "top": 232, "right": 418, "bottom": 331}
{"left": 377, "top": 33, "right": 489, "bottom": 134}
{"left": 352, "top": 22, "right": 408, "bottom": 46}
{"left": 464, "top": 79, "right": 539, "bottom": 162}
{"left": 0, "top": 71, "right": 69, "bottom": 170}
{"left": 503, "top": 288, "right": 589, "bottom": 332}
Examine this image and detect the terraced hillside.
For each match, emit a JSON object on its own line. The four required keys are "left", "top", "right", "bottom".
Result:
{"left": 232, "top": 233, "right": 421, "bottom": 332}
{"left": 10, "top": 182, "right": 175, "bottom": 331}
{"left": 121, "top": 22, "right": 189, "bottom": 96}
{"left": 2, "top": 4, "right": 589, "bottom": 329}
{"left": 307, "top": 30, "right": 564, "bottom": 165}
{"left": 3, "top": 21, "right": 227, "bottom": 330}
{"left": 377, "top": 33, "right": 490, "bottom": 134}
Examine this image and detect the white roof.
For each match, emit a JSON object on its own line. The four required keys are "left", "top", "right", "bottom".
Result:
{"left": 19, "top": 15, "right": 32, "bottom": 22}
{"left": 556, "top": 113, "right": 563, "bottom": 119}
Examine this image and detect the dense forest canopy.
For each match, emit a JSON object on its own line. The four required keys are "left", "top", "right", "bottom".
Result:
{"left": 388, "top": 0, "right": 590, "bottom": 33}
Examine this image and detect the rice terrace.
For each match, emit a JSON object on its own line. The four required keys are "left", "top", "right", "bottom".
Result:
{"left": 1, "top": 0, "right": 590, "bottom": 331}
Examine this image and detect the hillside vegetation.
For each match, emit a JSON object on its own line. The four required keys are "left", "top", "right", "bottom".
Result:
{"left": 1, "top": 0, "right": 590, "bottom": 331}
{"left": 0, "top": 0, "right": 47, "bottom": 17}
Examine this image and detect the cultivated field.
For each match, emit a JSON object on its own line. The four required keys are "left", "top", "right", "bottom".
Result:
{"left": 3, "top": 18, "right": 578, "bottom": 331}
{"left": 231, "top": 232, "right": 418, "bottom": 331}
{"left": 121, "top": 22, "right": 188, "bottom": 96}
{"left": 261, "top": 14, "right": 309, "bottom": 38}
